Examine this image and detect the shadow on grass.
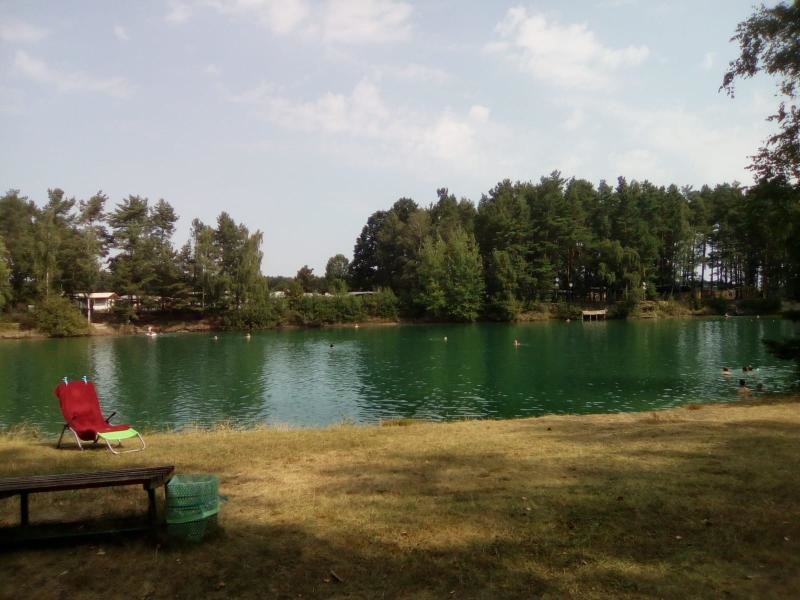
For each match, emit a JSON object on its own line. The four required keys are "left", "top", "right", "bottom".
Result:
{"left": 1, "top": 418, "right": 799, "bottom": 599}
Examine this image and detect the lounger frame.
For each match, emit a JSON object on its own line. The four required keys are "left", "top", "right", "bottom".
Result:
{"left": 57, "top": 425, "right": 146, "bottom": 454}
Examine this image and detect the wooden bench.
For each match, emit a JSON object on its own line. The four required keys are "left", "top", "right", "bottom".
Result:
{"left": 0, "top": 465, "right": 174, "bottom": 548}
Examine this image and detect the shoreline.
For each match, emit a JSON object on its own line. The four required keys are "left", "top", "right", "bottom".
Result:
{"left": 0, "top": 309, "right": 781, "bottom": 340}
{"left": 5, "top": 393, "right": 797, "bottom": 437}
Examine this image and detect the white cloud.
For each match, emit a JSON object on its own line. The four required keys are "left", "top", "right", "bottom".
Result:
{"left": 379, "top": 63, "right": 450, "bottom": 85}
{"left": 488, "top": 7, "right": 649, "bottom": 89}
{"left": 13, "top": 51, "right": 131, "bottom": 98}
{"left": 596, "top": 0, "right": 640, "bottom": 7}
{"left": 205, "top": 63, "right": 221, "bottom": 77}
{"left": 113, "top": 25, "right": 130, "bottom": 42}
{"left": 165, "top": 1, "right": 192, "bottom": 24}
{"left": 469, "top": 105, "right": 490, "bottom": 123}
{"left": 701, "top": 51, "right": 715, "bottom": 70}
{"left": 167, "top": 0, "right": 412, "bottom": 44}
{"left": 558, "top": 97, "right": 768, "bottom": 185}
{"left": 323, "top": 0, "right": 412, "bottom": 44}
{"left": 204, "top": 0, "right": 311, "bottom": 35}
{"left": 230, "top": 79, "right": 509, "bottom": 175}
{"left": 0, "top": 20, "right": 48, "bottom": 44}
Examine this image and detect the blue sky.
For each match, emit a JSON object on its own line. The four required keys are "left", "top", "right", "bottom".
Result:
{"left": 0, "top": 0, "right": 779, "bottom": 275}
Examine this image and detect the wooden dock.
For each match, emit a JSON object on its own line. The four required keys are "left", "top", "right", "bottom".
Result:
{"left": 581, "top": 309, "right": 607, "bottom": 321}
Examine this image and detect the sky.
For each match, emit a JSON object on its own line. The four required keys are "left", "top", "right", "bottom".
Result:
{"left": 0, "top": 0, "right": 781, "bottom": 275}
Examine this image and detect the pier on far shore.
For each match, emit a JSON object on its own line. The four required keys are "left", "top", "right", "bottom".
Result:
{"left": 581, "top": 309, "right": 607, "bottom": 321}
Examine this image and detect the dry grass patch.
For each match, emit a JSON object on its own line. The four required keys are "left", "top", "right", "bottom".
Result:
{"left": 1, "top": 400, "right": 799, "bottom": 599}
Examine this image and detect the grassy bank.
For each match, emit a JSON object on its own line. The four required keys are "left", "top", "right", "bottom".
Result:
{"left": 2, "top": 400, "right": 800, "bottom": 599}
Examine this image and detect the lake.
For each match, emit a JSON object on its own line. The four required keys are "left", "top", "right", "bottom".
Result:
{"left": 1, "top": 318, "right": 798, "bottom": 432}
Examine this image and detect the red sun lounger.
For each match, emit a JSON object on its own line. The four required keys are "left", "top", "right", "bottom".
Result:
{"left": 54, "top": 378, "right": 145, "bottom": 454}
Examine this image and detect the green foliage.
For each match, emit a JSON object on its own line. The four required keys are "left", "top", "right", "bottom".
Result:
{"left": 222, "top": 289, "right": 399, "bottom": 329}
{"left": 702, "top": 296, "right": 732, "bottom": 315}
{"left": 223, "top": 296, "right": 282, "bottom": 330}
{"left": 34, "top": 295, "right": 90, "bottom": 337}
{"left": 325, "top": 254, "right": 350, "bottom": 292}
{"left": 554, "top": 303, "right": 582, "bottom": 320}
{"left": 2, "top": 159, "right": 800, "bottom": 329}
{"left": 112, "top": 300, "right": 139, "bottom": 323}
{"left": 358, "top": 288, "right": 399, "bottom": 319}
{"left": 416, "top": 228, "right": 484, "bottom": 321}
{"left": 722, "top": 1, "right": 800, "bottom": 183}
{"left": 296, "top": 265, "right": 318, "bottom": 293}
{"left": 737, "top": 297, "right": 782, "bottom": 314}
{"left": 0, "top": 236, "right": 10, "bottom": 311}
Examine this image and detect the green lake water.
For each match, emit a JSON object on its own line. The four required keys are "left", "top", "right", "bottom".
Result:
{"left": 1, "top": 318, "right": 798, "bottom": 432}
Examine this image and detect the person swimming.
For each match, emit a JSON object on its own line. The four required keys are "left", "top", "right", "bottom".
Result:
{"left": 737, "top": 379, "right": 751, "bottom": 396}
{"left": 722, "top": 367, "right": 730, "bottom": 376}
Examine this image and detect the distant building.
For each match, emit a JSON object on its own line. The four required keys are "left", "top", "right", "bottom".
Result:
{"left": 74, "top": 292, "right": 118, "bottom": 323}
{"left": 74, "top": 292, "right": 118, "bottom": 314}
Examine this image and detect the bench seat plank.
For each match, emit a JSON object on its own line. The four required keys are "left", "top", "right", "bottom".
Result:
{"left": 0, "top": 466, "right": 174, "bottom": 498}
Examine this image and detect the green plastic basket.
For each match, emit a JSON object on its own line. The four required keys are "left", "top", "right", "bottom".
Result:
{"left": 167, "top": 514, "right": 218, "bottom": 543}
{"left": 166, "top": 474, "right": 220, "bottom": 541}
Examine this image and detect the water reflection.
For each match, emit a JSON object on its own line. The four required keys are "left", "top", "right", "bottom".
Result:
{"left": 0, "top": 318, "right": 798, "bottom": 432}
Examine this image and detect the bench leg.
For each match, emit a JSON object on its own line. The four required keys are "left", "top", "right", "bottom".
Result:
{"left": 20, "top": 493, "right": 29, "bottom": 526}
{"left": 147, "top": 488, "right": 158, "bottom": 539}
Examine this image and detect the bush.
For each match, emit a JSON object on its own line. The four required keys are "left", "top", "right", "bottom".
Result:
{"left": 223, "top": 297, "right": 284, "bottom": 330}
{"left": 702, "top": 296, "right": 732, "bottom": 315}
{"left": 359, "top": 289, "right": 399, "bottom": 320}
{"left": 657, "top": 299, "right": 692, "bottom": 317}
{"left": 222, "top": 289, "right": 399, "bottom": 330}
{"left": 554, "top": 303, "right": 582, "bottom": 320}
{"left": 112, "top": 300, "right": 138, "bottom": 323}
{"left": 737, "top": 297, "right": 781, "bottom": 315}
{"left": 485, "top": 295, "right": 521, "bottom": 321}
{"left": 35, "top": 296, "right": 90, "bottom": 337}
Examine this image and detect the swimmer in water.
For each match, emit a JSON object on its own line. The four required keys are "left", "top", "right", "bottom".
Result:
{"left": 737, "top": 379, "right": 751, "bottom": 396}
{"left": 722, "top": 367, "right": 730, "bottom": 376}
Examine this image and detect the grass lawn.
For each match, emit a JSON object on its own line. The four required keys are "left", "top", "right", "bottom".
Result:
{"left": 1, "top": 398, "right": 799, "bottom": 599}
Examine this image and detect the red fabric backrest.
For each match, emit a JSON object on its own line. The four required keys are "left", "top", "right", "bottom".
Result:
{"left": 54, "top": 381, "right": 105, "bottom": 433}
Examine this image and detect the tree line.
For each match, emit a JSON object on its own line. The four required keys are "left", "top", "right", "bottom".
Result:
{"left": 349, "top": 175, "right": 800, "bottom": 321}
{"left": 1, "top": 172, "right": 798, "bottom": 328}
{"left": 0, "top": 188, "right": 399, "bottom": 332}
